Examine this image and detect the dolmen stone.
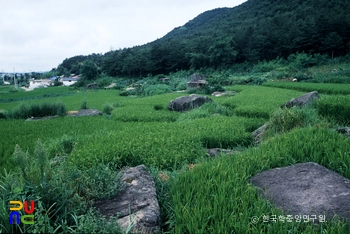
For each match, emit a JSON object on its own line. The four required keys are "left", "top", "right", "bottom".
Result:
{"left": 250, "top": 162, "right": 350, "bottom": 222}
{"left": 281, "top": 91, "right": 320, "bottom": 108}
{"left": 168, "top": 94, "right": 213, "bottom": 112}
{"left": 95, "top": 165, "right": 161, "bottom": 234}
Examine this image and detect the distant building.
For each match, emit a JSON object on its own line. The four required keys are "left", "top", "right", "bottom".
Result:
{"left": 61, "top": 77, "right": 79, "bottom": 86}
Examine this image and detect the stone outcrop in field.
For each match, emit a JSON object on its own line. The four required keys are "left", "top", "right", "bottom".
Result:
{"left": 168, "top": 94, "right": 213, "bottom": 112}
{"left": 281, "top": 91, "right": 320, "bottom": 108}
{"left": 250, "top": 162, "right": 350, "bottom": 222}
{"left": 95, "top": 165, "right": 161, "bottom": 234}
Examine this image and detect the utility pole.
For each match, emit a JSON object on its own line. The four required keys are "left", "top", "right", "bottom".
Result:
{"left": 13, "top": 68, "right": 18, "bottom": 90}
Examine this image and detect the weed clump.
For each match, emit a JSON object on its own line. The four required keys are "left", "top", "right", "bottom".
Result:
{"left": 6, "top": 102, "right": 67, "bottom": 119}
{"left": 0, "top": 139, "right": 122, "bottom": 233}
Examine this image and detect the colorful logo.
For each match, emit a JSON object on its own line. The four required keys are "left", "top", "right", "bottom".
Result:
{"left": 9, "top": 200, "right": 35, "bottom": 225}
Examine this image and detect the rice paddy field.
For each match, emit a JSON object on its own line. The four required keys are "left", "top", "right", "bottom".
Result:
{"left": 0, "top": 83, "right": 349, "bottom": 233}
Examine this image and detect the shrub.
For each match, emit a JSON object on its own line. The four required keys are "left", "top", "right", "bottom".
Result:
{"left": 143, "top": 84, "right": 173, "bottom": 96}
{"left": 0, "top": 110, "right": 7, "bottom": 119}
{"left": 102, "top": 103, "right": 114, "bottom": 115}
{"left": 154, "top": 104, "right": 164, "bottom": 111}
{"left": 80, "top": 98, "right": 88, "bottom": 109}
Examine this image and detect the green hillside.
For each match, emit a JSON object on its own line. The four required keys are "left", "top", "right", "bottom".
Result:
{"left": 54, "top": 0, "right": 350, "bottom": 77}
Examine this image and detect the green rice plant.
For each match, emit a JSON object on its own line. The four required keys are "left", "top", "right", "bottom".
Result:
{"left": 264, "top": 81, "right": 350, "bottom": 95}
{"left": 317, "top": 95, "right": 350, "bottom": 125}
{"left": 170, "top": 127, "right": 350, "bottom": 233}
{"left": 177, "top": 102, "right": 233, "bottom": 122}
{"left": 111, "top": 105, "right": 179, "bottom": 122}
{"left": 69, "top": 121, "right": 206, "bottom": 170}
{"left": 0, "top": 117, "right": 119, "bottom": 173}
{"left": 69, "top": 115, "right": 263, "bottom": 170}
{"left": 224, "top": 86, "right": 304, "bottom": 119}
{"left": 181, "top": 116, "right": 262, "bottom": 148}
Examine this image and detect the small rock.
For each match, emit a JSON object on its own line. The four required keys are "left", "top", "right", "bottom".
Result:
{"left": 336, "top": 127, "right": 350, "bottom": 138}
{"left": 211, "top": 91, "right": 238, "bottom": 97}
{"left": 206, "top": 148, "right": 235, "bottom": 157}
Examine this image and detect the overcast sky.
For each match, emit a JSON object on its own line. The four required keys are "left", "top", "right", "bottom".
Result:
{"left": 1, "top": 0, "right": 247, "bottom": 73}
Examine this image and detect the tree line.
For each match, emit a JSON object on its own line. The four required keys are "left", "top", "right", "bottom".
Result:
{"left": 53, "top": 0, "right": 350, "bottom": 79}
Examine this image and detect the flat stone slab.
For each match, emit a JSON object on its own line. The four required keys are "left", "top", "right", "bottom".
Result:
{"left": 67, "top": 109, "right": 102, "bottom": 117}
{"left": 250, "top": 162, "right": 350, "bottom": 222}
{"left": 95, "top": 165, "right": 161, "bottom": 233}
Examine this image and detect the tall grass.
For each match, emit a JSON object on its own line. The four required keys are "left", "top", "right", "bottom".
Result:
{"left": 0, "top": 140, "right": 122, "bottom": 233}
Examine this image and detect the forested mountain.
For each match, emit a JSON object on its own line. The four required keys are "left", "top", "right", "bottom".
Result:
{"left": 56, "top": 0, "right": 350, "bottom": 77}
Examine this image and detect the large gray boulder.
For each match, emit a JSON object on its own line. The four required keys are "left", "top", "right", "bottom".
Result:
{"left": 168, "top": 94, "right": 213, "bottom": 112}
{"left": 281, "top": 91, "right": 320, "bottom": 108}
{"left": 95, "top": 165, "right": 161, "bottom": 234}
{"left": 250, "top": 162, "right": 350, "bottom": 222}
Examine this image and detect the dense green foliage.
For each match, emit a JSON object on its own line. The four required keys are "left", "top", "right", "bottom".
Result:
{"left": 53, "top": 0, "right": 350, "bottom": 77}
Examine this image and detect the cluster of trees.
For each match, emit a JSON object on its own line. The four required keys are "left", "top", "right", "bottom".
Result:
{"left": 53, "top": 0, "right": 350, "bottom": 79}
